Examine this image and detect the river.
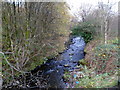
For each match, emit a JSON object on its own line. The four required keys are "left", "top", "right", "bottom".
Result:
{"left": 9, "top": 36, "right": 86, "bottom": 89}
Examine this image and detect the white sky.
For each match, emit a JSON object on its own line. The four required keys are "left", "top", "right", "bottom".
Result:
{"left": 6, "top": 0, "right": 120, "bottom": 14}
{"left": 66, "top": 0, "right": 120, "bottom": 14}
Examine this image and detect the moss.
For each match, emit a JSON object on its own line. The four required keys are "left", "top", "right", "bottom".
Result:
{"left": 25, "top": 57, "right": 47, "bottom": 71}
{"left": 63, "top": 71, "right": 72, "bottom": 82}
{"left": 78, "top": 59, "right": 88, "bottom": 66}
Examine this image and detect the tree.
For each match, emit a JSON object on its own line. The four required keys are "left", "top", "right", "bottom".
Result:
{"left": 98, "top": 1, "right": 116, "bottom": 44}
{"left": 74, "top": 3, "right": 92, "bottom": 22}
{"left": 73, "top": 1, "right": 117, "bottom": 43}
{"left": 2, "top": 1, "right": 70, "bottom": 85}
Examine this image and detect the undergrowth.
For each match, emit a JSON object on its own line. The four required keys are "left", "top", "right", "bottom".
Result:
{"left": 71, "top": 22, "right": 96, "bottom": 43}
{"left": 64, "top": 37, "right": 119, "bottom": 88}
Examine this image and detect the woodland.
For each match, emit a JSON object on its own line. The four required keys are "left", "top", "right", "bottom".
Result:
{"left": 0, "top": 1, "right": 119, "bottom": 89}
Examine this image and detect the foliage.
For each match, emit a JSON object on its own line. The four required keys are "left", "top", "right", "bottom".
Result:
{"left": 68, "top": 1, "right": 119, "bottom": 88}
{"left": 63, "top": 71, "right": 72, "bottom": 82}
{"left": 78, "top": 59, "right": 88, "bottom": 66}
{"left": 71, "top": 22, "right": 96, "bottom": 43}
{"left": 63, "top": 37, "right": 119, "bottom": 88}
{"left": 94, "top": 44, "right": 119, "bottom": 73}
{"left": 64, "top": 65, "right": 118, "bottom": 88}
{"left": 74, "top": 66, "right": 118, "bottom": 88}
{"left": 84, "top": 37, "right": 119, "bottom": 74}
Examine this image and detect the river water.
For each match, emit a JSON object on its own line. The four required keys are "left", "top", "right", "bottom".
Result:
{"left": 14, "top": 36, "right": 86, "bottom": 89}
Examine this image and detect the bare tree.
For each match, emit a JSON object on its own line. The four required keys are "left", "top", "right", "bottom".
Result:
{"left": 2, "top": 1, "right": 70, "bottom": 86}
{"left": 98, "top": 1, "right": 116, "bottom": 44}
{"left": 74, "top": 3, "right": 92, "bottom": 22}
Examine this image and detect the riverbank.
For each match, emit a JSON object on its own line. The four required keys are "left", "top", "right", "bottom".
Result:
{"left": 2, "top": 36, "right": 86, "bottom": 89}
{"left": 63, "top": 37, "right": 119, "bottom": 88}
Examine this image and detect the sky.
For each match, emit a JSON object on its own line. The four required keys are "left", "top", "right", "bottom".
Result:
{"left": 66, "top": 0, "right": 120, "bottom": 15}
{"left": 6, "top": 0, "right": 120, "bottom": 14}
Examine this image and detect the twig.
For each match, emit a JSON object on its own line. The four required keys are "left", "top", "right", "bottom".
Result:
{"left": 0, "top": 51, "right": 28, "bottom": 73}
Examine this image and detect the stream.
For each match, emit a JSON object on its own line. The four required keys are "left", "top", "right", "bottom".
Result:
{"left": 14, "top": 36, "right": 86, "bottom": 89}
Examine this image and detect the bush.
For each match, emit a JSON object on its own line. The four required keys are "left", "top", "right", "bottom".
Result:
{"left": 71, "top": 22, "right": 96, "bottom": 43}
{"left": 84, "top": 38, "right": 119, "bottom": 74}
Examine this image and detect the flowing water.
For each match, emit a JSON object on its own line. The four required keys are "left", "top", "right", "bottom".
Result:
{"left": 18, "top": 36, "right": 86, "bottom": 89}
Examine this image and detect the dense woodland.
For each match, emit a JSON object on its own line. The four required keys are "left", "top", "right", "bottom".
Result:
{"left": 1, "top": 1, "right": 119, "bottom": 89}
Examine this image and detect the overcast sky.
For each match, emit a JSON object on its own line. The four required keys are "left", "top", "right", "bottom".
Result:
{"left": 6, "top": 0, "right": 120, "bottom": 14}
{"left": 66, "top": 0, "right": 119, "bottom": 14}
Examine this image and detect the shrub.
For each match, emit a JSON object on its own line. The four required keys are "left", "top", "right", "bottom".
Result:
{"left": 84, "top": 38, "right": 119, "bottom": 74}
{"left": 74, "top": 66, "right": 118, "bottom": 88}
{"left": 71, "top": 22, "right": 96, "bottom": 43}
